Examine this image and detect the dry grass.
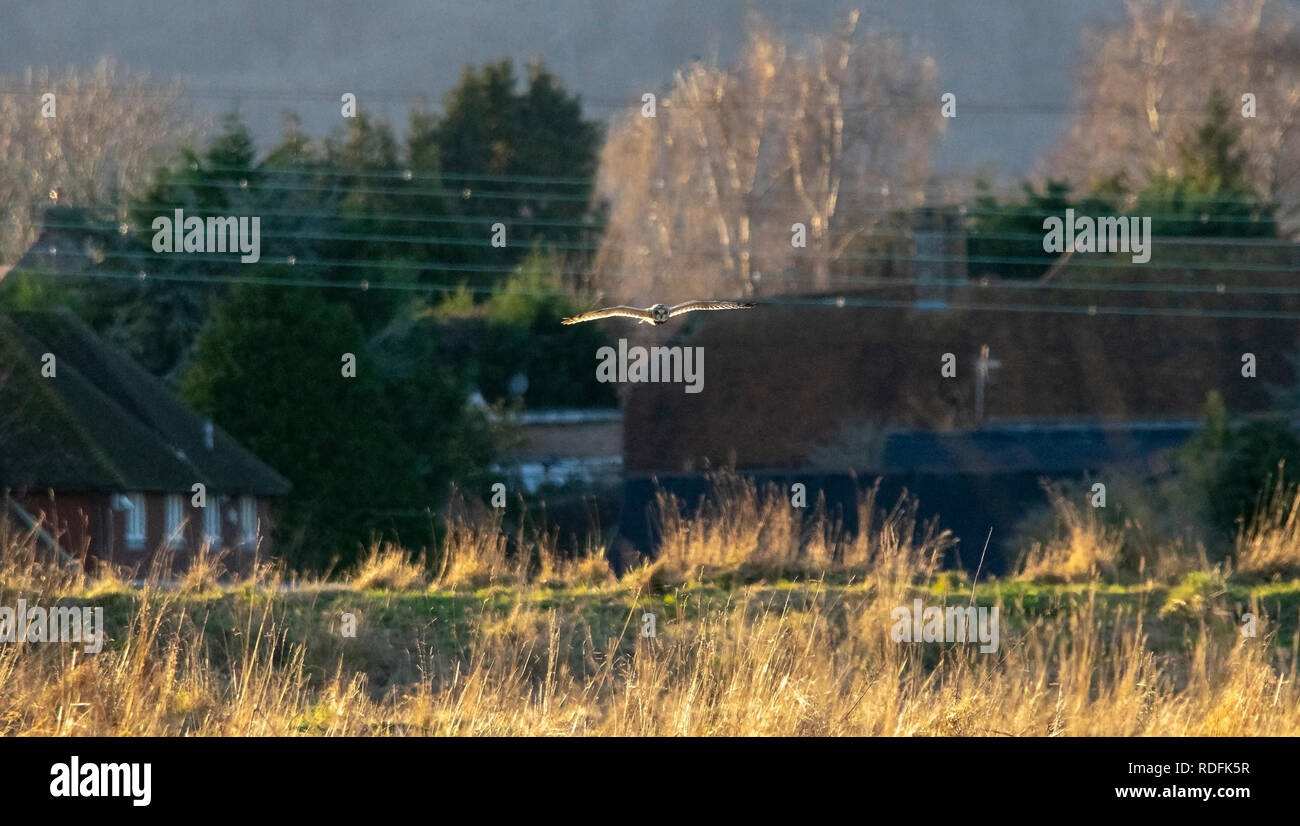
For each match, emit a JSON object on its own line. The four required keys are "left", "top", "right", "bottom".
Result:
{"left": 644, "top": 474, "right": 952, "bottom": 590}
{"left": 1013, "top": 482, "right": 1214, "bottom": 584}
{"left": 176, "top": 543, "right": 229, "bottom": 594}
{"left": 1015, "top": 484, "right": 1127, "bottom": 583}
{"left": 350, "top": 544, "right": 428, "bottom": 591}
{"left": 2, "top": 575, "right": 1294, "bottom": 736}
{"left": 433, "top": 504, "right": 529, "bottom": 589}
{"left": 1, "top": 478, "right": 1298, "bottom": 736}
{"left": 536, "top": 542, "right": 615, "bottom": 589}
{"left": 1235, "top": 480, "right": 1300, "bottom": 579}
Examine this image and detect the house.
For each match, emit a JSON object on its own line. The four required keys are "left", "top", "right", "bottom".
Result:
{"left": 485, "top": 407, "right": 624, "bottom": 554}
{"left": 492, "top": 408, "right": 622, "bottom": 494}
{"left": 0, "top": 308, "right": 291, "bottom": 571}
{"left": 614, "top": 274, "right": 1300, "bottom": 571}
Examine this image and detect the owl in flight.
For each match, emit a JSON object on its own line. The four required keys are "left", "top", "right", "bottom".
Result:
{"left": 561, "top": 300, "right": 756, "bottom": 326}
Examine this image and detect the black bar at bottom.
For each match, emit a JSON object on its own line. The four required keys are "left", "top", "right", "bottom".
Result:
{"left": 1, "top": 736, "right": 1284, "bottom": 814}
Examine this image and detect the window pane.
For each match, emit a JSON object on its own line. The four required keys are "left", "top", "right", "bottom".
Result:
{"left": 165, "top": 494, "right": 184, "bottom": 548}
{"left": 204, "top": 499, "right": 222, "bottom": 547}
{"left": 125, "top": 493, "right": 146, "bottom": 549}
{"left": 240, "top": 496, "right": 258, "bottom": 546}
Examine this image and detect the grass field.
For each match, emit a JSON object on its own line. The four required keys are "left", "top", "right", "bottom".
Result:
{"left": 2, "top": 477, "right": 1299, "bottom": 736}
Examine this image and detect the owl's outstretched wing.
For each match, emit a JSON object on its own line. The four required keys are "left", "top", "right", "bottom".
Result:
{"left": 667, "top": 300, "right": 756, "bottom": 318}
{"left": 561, "top": 306, "right": 655, "bottom": 325}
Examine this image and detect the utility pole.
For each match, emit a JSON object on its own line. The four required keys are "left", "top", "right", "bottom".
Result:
{"left": 975, "top": 344, "right": 1001, "bottom": 426}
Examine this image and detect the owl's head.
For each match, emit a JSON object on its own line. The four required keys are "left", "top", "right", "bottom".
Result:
{"left": 650, "top": 304, "right": 670, "bottom": 324}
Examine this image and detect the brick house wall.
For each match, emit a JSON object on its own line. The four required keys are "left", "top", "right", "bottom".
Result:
{"left": 14, "top": 489, "right": 275, "bottom": 574}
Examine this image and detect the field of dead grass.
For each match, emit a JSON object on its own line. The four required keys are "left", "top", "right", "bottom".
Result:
{"left": 1, "top": 476, "right": 1298, "bottom": 736}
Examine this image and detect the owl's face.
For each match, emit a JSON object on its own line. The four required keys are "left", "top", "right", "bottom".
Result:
{"left": 650, "top": 304, "right": 670, "bottom": 324}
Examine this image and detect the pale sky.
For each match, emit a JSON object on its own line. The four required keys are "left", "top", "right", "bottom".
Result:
{"left": 1, "top": 0, "right": 1137, "bottom": 176}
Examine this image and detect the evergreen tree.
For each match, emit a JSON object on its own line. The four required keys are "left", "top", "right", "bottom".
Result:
{"left": 94, "top": 112, "right": 265, "bottom": 378}
{"left": 966, "top": 179, "right": 1115, "bottom": 280}
{"left": 1136, "top": 88, "right": 1276, "bottom": 239}
{"left": 408, "top": 59, "right": 603, "bottom": 284}
{"left": 181, "top": 279, "right": 432, "bottom": 570}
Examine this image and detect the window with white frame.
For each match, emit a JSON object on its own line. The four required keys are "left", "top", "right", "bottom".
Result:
{"left": 203, "top": 497, "right": 223, "bottom": 548}
{"left": 124, "top": 492, "right": 146, "bottom": 550}
{"left": 239, "top": 496, "right": 258, "bottom": 548}
{"left": 164, "top": 494, "right": 185, "bottom": 548}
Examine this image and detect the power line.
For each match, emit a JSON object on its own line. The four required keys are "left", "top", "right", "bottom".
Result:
{"left": 0, "top": 81, "right": 1289, "bottom": 116}
{"left": 10, "top": 263, "right": 518, "bottom": 294}
{"left": 770, "top": 294, "right": 1300, "bottom": 322}
{"left": 186, "top": 164, "right": 596, "bottom": 186}
{"left": 17, "top": 195, "right": 1285, "bottom": 227}
{"left": 16, "top": 260, "right": 1300, "bottom": 323}
{"left": 15, "top": 249, "right": 577, "bottom": 279}
{"left": 63, "top": 206, "right": 603, "bottom": 230}
{"left": 166, "top": 163, "right": 1296, "bottom": 209}
{"left": 12, "top": 213, "right": 1299, "bottom": 278}
{"left": 98, "top": 177, "right": 598, "bottom": 203}
{"left": 21, "top": 231, "right": 1300, "bottom": 277}
{"left": 25, "top": 160, "right": 1288, "bottom": 209}
{"left": 28, "top": 211, "right": 1289, "bottom": 248}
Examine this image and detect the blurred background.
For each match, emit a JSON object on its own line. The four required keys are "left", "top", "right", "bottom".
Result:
{"left": 1, "top": 0, "right": 1297, "bottom": 575}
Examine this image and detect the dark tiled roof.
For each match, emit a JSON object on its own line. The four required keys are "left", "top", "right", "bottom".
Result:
{"left": 623, "top": 281, "right": 1300, "bottom": 472}
{"left": 0, "top": 309, "right": 290, "bottom": 495}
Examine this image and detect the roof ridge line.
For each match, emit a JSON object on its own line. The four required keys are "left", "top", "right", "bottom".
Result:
{"left": 47, "top": 311, "right": 289, "bottom": 490}
{"left": 0, "top": 317, "right": 133, "bottom": 490}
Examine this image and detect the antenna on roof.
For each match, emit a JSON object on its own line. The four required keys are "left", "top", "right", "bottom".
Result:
{"left": 203, "top": 420, "right": 214, "bottom": 450}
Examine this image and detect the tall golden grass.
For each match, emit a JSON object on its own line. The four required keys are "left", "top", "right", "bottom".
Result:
{"left": 1236, "top": 479, "right": 1300, "bottom": 579}
{"left": 0, "top": 476, "right": 1297, "bottom": 736}
{"left": 1014, "top": 483, "right": 1214, "bottom": 583}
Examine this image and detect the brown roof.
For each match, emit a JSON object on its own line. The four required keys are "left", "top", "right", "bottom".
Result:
{"left": 623, "top": 278, "right": 1300, "bottom": 472}
{"left": 0, "top": 309, "right": 291, "bottom": 495}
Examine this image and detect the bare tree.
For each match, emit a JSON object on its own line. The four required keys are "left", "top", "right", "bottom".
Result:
{"left": 780, "top": 12, "right": 942, "bottom": 291}
{"left": 594, "top": 16, "right": 785, "bottom": 302}
{"left": 1043, "top": 0, "right": 1300, "bottom": 230}
{"left": 594, "top": 11, "right": 942, "bottom": 303}
{"left": 1221, "top": 0, "right": 1300, "bottom": 231}
{"left": 0, "top": 59, "right": 197, "bottom": 267}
